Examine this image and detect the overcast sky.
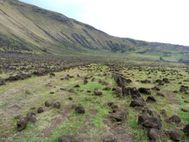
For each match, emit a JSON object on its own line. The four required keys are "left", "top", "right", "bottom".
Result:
{"left": 20, "top": 0, "right": 189, "bottom": 46}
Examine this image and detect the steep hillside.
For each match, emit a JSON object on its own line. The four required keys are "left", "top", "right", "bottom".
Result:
{"left": 0, "top": 0, "right": 189, "bottom": 61}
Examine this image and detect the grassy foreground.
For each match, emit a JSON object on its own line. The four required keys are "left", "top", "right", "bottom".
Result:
{"left": 0, "top": 63, "right": 189, "bottom": 142}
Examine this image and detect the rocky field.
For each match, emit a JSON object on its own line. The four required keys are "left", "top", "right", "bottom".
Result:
{"left": 0, "top": 54, "right": 189, "bottom": 142}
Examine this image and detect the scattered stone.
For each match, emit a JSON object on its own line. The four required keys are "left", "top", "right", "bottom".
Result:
{"left": 26, "top": 112, "right": 37, "bottom": 123}
{"left": 45, "top": 101, "right": 51, "bottom": 107}
{"left": 83, "top": 78, "right": 88, "bottom": 84}
{"left": 152, "top": 86, "right": 160, "bottom": 91}
{"left": 168, "top": 115, "right": 181, "bottom": 124}
{"left": 74, "top": 84, "right": 80, "bottom": 88}
{"left": 183, "top": 124, "right": 189, "bottom": 135}
{"left": 156, "top": 92, "right": 165, "bottom": 97}
{"left": 130, "top": 87, "right": 141, "bottom": 98}
{"left": 180, "top": 85, "right": 189, "bottom": 94}
{"left": 16, "top": 117, "right": 27, "bottom": 131}
{"left": 107, "top": 102, "right": 119, "bottom": 113}
{"left": 146, "top": 96, "right": 156, "bottom": 103}
{"left": 37, "top": 107, "right": 44, "bottom": 113}
{"left": 49, "top": 72, "right": 55, "bottom": 77}
{"left": 169, "top": 130, "right": 181, "bottom": 141}
{"left": 138, "top": 115, "right": 162, "bottom": 129}
{"left": 141, "top": 79, "right": 151, "bottom": 83}
{"left": 75, "top": 105, "right": 85, "bottom": 114}
{"left": 181, "top": 108, "right": 188, "bottom": 112}
{"left": 148, "top": 128, "right": 159, "bottom": 141}
{"left": 160, "top": 109, "right": 167, "bottom": 117}
{"left": 68, "top": 97, "right": 73, "bottom": 100}
{"left": 130, "top": 98, "right": 145, "bottom": 107}
{"left": 138, "top": 87, "right": 151, "bottom": 95}
{"left": 94, "top": 90, "right": 103, "bottom": 96}
{"left": 58, "top": 135, "right": 76, "bottom": 142}
{"left": 0, "top": 79, "right": 5, "bottom": 86}
{"left": 53, "top": 101, "right": 61, "bottom": 109}
{"left": 163, "top": 78, "right": 169, "bottom": 83}
{"left": 103, "top": 136, "right": 117, "bottom": 142}
{"left": 109, "top": 110, "right": 127, "bottom": 122}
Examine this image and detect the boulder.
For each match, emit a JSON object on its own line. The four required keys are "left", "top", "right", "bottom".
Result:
{"left": 156, "top": 92, "right": 165, "bottom": 97}
{"left": 138, "top": 115, "right": 162, "bottom": 129}
{"left": 130, "top": 98, "right": 145, "bottom": 107}
{"left": 148, "top": 128, "right": 159, "bottom": 141}
{"left": 169, "top": 130, "right": 181, "bottom": 141}
{"left": 75, "top": 105, "right": 85, "bottom": 114}
{"left": 26, "top": 112, "right": 37, "bottom": 123}
{"left": 44, "top": 101, "right": 51, "bottom": 107}
{"left": 16, "top": 117, "right": 27, "bottom": 131}
{"left": 53, "top": 101, "right": 61, "bottom": 109}
{"left": 37, "top": 107, "right": 44, "bottom": 113}
{"left": 146, "top": 96, "right": 156, "bottom": 103}
{"left": 138, "top": 88, "right": 151, "bottom": 95}
{"left": 94, "top": 90, "right": 103, "bottom": 96}
{"left": 58, "top": 135, "right": 76, "bottom": 142}
{"left": 0, "top": 79, "right": 5, "bottom": 86}
{"left": 103, "top": 136, "right": 117, "bottom": 142}
{"left": 109, "top": 110, "right": 127, "bottom": 122}
{"left": 183, "top": 124, "right": 189, "bottom": 135}
{"left": 168, "top": 115, "right": 181, "bottom": 124}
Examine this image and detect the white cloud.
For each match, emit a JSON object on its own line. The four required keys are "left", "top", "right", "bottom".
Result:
{"left": 21, "top": 0, "right": 189, "bottom": 45}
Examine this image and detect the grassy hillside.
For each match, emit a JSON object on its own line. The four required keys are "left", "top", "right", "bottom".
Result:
{"left": 0, "top": 0, "right": 189, "bottom": 61}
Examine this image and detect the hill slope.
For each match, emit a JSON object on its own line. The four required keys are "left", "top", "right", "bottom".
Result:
{"left": 0, "top": 0, "right": 189, "bottom": 61}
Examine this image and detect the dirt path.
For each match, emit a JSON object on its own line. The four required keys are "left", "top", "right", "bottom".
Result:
{"left": 42, "top": 105, "right": 72, "bottom": 137}
{"left": 105, "top": 119, "right": 133, "bottom": 142}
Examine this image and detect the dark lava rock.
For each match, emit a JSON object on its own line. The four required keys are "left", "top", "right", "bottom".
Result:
{"left": 163, "top": 78, "right": 169, "bottom": 83}
{"left": 94, "top": 90, "right": 103, "bottom": 96}
{"left": 138, "top": 114, "right": 149, "bottom": 125}
{"left": 181, "top": 108, "right": 188, "bottom": 112}
{"left": 16, "top": 117, "right": 27, "bottom": 131}
{"left": 138, "top": 115, "right": 162, "bottom": 129}
{"left": 156, "top": 92, "right": 165, "bottom": 97}
{"left": 107, "top": 102, "right": 119, "bottom": 113}
{"left": 169, "top": 130, "right": 181, "bottom": 141}
{"left": 26, "top": 112, "right": 37, "bottom": 123}
{"left": 138, "top": 87, "right": 151, "bottom": 95}
{"left": 121, "top": 87, "right": 130, "bottom": 96}
{"left": 74, "top": 84, "right": 80, "bottom": 88}
{"left": 75, "top": 105, "right": 85, "bottom": 114}
{"left": 183, "top": 124, "right": 189, "bottom": 135}
{"left": 109, "top": 110, "right": 127, "bottom": 122}
{"left": 130, "top": 87, "right": 141, "bottom": 98}
{"left": 130, "top": 98, "right": 145, "bottom": 107}
{"left": 146, "top": 96, "right": 156, "bottom": 103}
{"left": 58, "top": 135, "right": 76, "bottom": 142}
{"left": 168, "top": 115, "right": 181, "bottom": 124}
{"left": 0, "top": 79, "right": 5, "bottom": 86}
{"left": 103, "top": 136, "right": 117, "bottom": 142}
{"left": 37, "top": 107, "right": 44, "bottom": 113}
{"left": 160, "top": 109, "right": 167, "bottom": 118}
{"left": 53, "top": 101, "right": 61, "bottom": 109}
{"left": 155, "top": 79, "right": 164, "bottom": 86}
{"left": 151, "top": 86, "right": 160, "bottom": 91}
{"left": 148, "top": 128, "right": 159, "bottom": 141}
{"left": 113, "top": 74, "right": 129, "bottom": 87}
{"left": 49, "top": 72, "right": 55, "bottom": 77}
{"left": 142, "top": 107, "right": 153, "bottom": 116}
{"left": 141, "top": 80, "right": 151, "bottom": 83}
{"left": 180, "top": 85, "right": 189, "bottom": 94}
{"left": 83, "top": 78, "right": 88, "bottom": 84}
{"left": 45, "top": 101, "right": 51, "bottom": 107}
